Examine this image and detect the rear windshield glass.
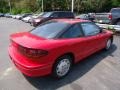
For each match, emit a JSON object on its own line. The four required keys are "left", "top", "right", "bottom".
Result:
{"left": 111, "top": 8, "right": 120, "bottom": 13}
{"left": 30, "top": 21, "right": 69, "bottom": 39}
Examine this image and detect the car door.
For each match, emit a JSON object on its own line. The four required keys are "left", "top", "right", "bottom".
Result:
{"left": 60, "top": 24, "right": 90, "bottom": 62}
{"left": 80, "top": 22, "right": 105, "bottom": 55}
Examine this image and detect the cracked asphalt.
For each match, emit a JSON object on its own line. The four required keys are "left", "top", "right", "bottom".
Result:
{"left": 0, "top": 17, "right": 120, "bottom": 90}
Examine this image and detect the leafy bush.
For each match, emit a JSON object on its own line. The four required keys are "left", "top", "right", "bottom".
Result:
{"left": 0, "top": 0, "right": 120, "bottom": 14}
{"left": 11, "top": 8, "right": 22, "bottom": 14}
{"left": 20, "top": 8, "right": 32, "bottom": 14}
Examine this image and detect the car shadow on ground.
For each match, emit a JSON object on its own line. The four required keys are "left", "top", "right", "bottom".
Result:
{"left": 24, "top": 44, "right": 117, "bottom": 90}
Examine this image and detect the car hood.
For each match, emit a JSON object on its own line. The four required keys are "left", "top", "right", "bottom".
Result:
{"left": 23, "top": 17, "right": 31, "bottom": 20}
{"left": 10, "top": 32, "right": 49, "bottom": 49}
{"left": 32, "top": 16, "right": 38, "bottom": 18}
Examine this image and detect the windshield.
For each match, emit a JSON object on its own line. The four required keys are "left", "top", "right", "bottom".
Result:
{"left": 30, "top": 21, "right": 69, "bottom": 39}
{"left": 42, "top": 12, "right": 52, "bottom": 17}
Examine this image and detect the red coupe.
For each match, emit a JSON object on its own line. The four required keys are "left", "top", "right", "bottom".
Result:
{"left": 8, "top": 19, "right": 113, "bottom": 78}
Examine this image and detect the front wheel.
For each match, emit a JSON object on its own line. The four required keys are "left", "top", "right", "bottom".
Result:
{"left": 105, "top": 39, "right": 112, "bottom": 50}
{"left": 52, "top": 55, "right": 72, "bottom": 78}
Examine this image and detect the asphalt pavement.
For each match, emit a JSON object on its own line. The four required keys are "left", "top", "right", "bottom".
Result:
{"left": 0, "top": 17, "right": 120, "bottom": 90}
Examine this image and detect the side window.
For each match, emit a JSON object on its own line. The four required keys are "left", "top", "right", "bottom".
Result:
{"left": 59, "top": 12, "right": 67, "bottom": 18}
{"left": 65, "top": 12, "right": 74, "bottom": 18}
{"left": 50, "top": 13, "right": 58, "bottom": 18}
{"left": 59, "top": 12, "right": 73, "bottom": 18}
{"left": 81, "top": 23, "right": 100, "bottom": 36}
{"left": 61, "top": 24, "right": 83, "bottom": 38}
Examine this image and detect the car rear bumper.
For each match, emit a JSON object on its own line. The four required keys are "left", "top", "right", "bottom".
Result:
{"left": 8, "top": 46, "right": 52, "bottom": 77}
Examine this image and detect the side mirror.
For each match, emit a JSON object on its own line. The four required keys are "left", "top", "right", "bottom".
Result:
{"left": 99, "top": 27, "right": 103, "bottom": 33}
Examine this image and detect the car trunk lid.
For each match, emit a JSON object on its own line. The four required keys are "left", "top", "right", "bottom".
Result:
{"left": 10, "top": 32, "right": 46, "bottom": 49}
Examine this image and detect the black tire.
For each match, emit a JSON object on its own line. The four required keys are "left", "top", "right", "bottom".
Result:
{"left": 52, "top": 55, "right": 72, "bottom": 78}
{"left": 105, "top": 39, "right": 112, "bottom": 50}
{"left": 30, "top": 22, "right": 32, "bottom": 26}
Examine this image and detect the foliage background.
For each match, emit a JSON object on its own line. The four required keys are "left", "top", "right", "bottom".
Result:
{"left": 0, "top": 0, "right": 120, "bottom": 14}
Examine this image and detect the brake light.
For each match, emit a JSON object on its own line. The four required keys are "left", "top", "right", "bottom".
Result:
{"left": 18, "top": 46, "right": 48, "bottom": 58}
{"left": 35, "top": 19, "right": 41, "bottom": 22}
{"left": 108, "top": 14, "right": 112, "bottom": 20}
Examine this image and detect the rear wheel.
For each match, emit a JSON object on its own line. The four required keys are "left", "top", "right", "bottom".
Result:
{"left": 52, "top": 55, "right": 72, "bottom": 78}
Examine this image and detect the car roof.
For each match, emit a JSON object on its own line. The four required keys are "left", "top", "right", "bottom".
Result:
{"left": 52, "top": 19, "right": 90, "bottom": 24}
{"left": 48, "top": 11, "right": 72, "bottom": 13}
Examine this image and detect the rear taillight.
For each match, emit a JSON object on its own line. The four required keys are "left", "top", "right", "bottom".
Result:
{"left": 18, "top": 46, "right": 48, "bottom": 58}
{"left": 108, "top": 14, "right": 112, "bottom": 20}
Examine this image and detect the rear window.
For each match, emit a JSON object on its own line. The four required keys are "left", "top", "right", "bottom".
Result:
{"left": 111, "top": 8, "right": 120, "bottom": 13}
{"left": 30, "top": 21, "right": 69, "bottom": 39}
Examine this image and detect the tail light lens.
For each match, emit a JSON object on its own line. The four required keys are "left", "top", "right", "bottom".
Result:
{"left": 10, "top": 39, "right": 48, "bottom": 58}
{"left": 18, "top": 46, "right": 48, "bottom": 58}
{"left": 109, "top": 14, "right": 112, "bottom": 20}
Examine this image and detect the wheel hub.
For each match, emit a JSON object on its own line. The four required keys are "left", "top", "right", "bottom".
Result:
{"left": 106, "top": 40, "right": 111, "bottom": 49}
{"left": 56, "top": 59, "right": 70, "bottom": 77}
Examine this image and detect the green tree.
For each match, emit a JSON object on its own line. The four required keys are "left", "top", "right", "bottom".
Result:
{"left": 0, "top": 0, "right": 9, "bottom": 13}
{"left": 0, "top": 0, "right": 120, "bottom": 14}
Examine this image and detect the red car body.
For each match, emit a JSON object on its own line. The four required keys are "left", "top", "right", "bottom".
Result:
{"left": 8, "top": 19, "right": 113, "bottom": 77}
